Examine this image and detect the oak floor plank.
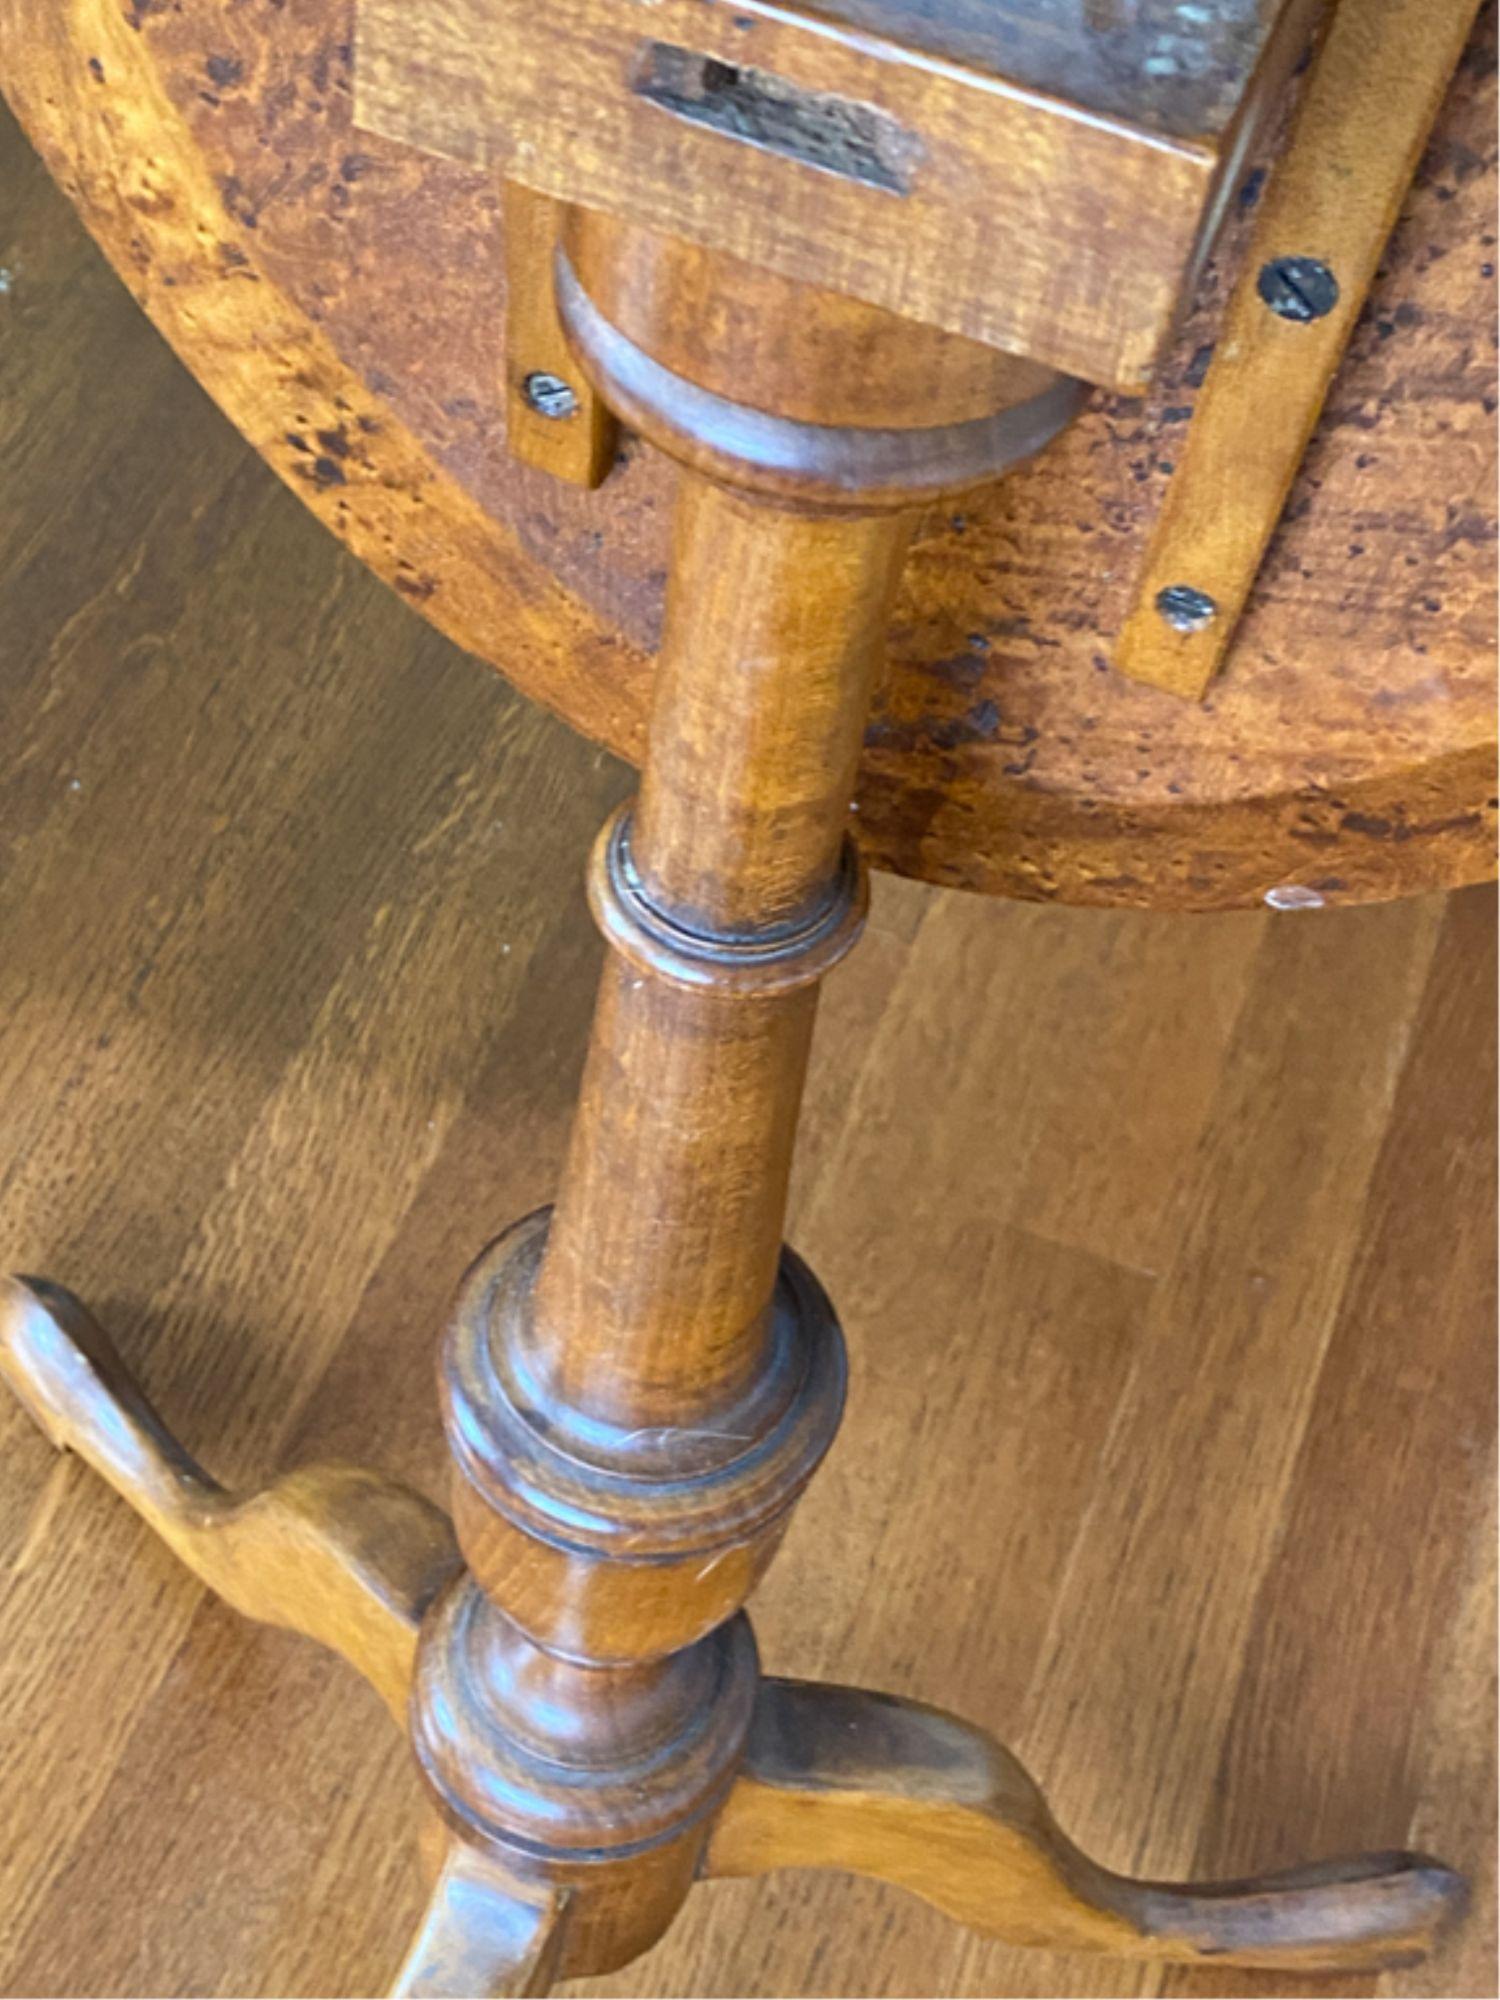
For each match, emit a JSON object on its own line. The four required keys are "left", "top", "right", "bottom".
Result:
{"left": 12, "top": 900, "right": 620, "bottom": 2000}
{"left": 945, "top": 899, "right": 1449, "bottom": 2000}
{"left": 1397, "top": 1472, "right": 1498, "bottom": 2000}
{"left": 1162, "top": 887, "right": 1499, "bottom": 2000}
{"left": 0, "top": 95, "right": 1493, "bottom": 2000}
{"left": 0, "top": 97, "right": 617, "bottom": 1997}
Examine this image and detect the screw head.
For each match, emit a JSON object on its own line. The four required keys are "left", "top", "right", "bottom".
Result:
{"left": 1257, "top": 256, "right": 1339, "bottom": 323}
{"left": 522, "top": 370, "right": 579, "bottom": 420}
{"left": 1155, "top": 583, "right": 1218, "bottom": 633}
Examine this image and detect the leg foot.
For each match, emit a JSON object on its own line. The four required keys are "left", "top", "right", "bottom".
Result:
{"left": 706, "top": 1679, "right": 1466, "bottom": 1973}
{"left": 0, "top": 1275, "right": 461, "bottom": 1716}
{"left": 392, "top": 1844, "right": 569, "bottom": 2000}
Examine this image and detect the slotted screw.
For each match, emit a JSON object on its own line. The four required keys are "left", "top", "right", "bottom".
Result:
{"left": 1257, "top": 256, "right": 1339, "bottom": 323}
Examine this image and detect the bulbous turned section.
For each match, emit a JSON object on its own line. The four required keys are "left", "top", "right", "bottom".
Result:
{"left": 440, "top": 1210, "right": 846, "bottom": 1663}
{"left": 561, "top": 209, "right": 1064, "bottom": 432}
{"left": 409, "top": 1581, "right": 759, "bottom": 1978}
{"left": 413, "top": 1585, "right": 758, "bottom": 1845}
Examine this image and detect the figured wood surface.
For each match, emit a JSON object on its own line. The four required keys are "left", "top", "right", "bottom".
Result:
{"left": 1117, "top": 0, "right": 1482, "bottom": 699}
{"left": 0, "top": 0, "right": 1493, "bottom": 910}
{"left": 0, "top": 97, "right": 1493, "bottom": 1997}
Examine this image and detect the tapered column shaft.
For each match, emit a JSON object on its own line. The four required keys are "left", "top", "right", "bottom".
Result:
{"left": 529, "top": 482, "right": 905, "bottom": 1430}
{"left": 634, "top": 484, "right": 910, "bottom": 935}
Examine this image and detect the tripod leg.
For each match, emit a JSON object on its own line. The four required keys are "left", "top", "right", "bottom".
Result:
{"left": 392, "top": 1845, "right": 569, "bottom": 2000}
{"left": 706, "top": 1678, "right": 1465, "bottom": 1973}
{"left": 1, "top": 1275, "right": 460, "bottom": 1717}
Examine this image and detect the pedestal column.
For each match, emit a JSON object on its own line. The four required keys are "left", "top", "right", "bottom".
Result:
{"left": 403, "top": 223, "right": 1080, "bottom": 1987}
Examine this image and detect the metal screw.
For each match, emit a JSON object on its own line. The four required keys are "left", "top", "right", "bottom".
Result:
{"left": 1155, "top": 583, "right": 1218, "bottom": 633}
{"left": 1257, "top": 256, "right": 1339, "bottom": 322}
{"left": 522, "top": 370, "right": 579, "bottom": 420}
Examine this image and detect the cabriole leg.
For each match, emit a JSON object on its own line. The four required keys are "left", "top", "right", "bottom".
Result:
{"left": 707, "top": 1679, "right": 1465, "bottom": 1974}
{"left": 0, "top": 1275, "right": 459, "bottom": 1720}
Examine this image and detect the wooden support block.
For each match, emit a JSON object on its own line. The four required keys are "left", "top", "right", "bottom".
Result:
{"left": 1115, "top": 0, "right": 1482, "bottom": 701}
{"left": 502, "top": 182, "right": 617, "bottom": 488}
{"left": 354, "top": 0, "right": 1321, "bottom": 390}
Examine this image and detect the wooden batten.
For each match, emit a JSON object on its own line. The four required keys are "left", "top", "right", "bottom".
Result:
{"left": 1115, "top": 0, "right": 1483, "bottom": 699}
{"left": 501, "top": 183, "right": 618, "bottom": 489}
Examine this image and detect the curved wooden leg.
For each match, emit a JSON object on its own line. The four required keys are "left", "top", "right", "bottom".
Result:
{"left": 705, "top": 1678, "right": 1467, "bottom": 1973}
{"left": 0, "top": 1275, "right": 461, "bottom": 1717}
{"left": 392, "top": 1846, "right": 570, "bottom": 2000}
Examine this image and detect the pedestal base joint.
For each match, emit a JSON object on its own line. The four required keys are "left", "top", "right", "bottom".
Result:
{"left": 407, "top": 1581, "right": 759, "bottom": 1978}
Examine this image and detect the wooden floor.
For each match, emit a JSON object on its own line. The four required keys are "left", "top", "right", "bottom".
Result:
{"left": 1, "top": 97, "right": 1495, "bottom": 2000}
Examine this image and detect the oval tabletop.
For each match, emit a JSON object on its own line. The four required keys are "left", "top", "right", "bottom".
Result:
{"left": 2, "top": 0, "right": 1495, "bottom": 910}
